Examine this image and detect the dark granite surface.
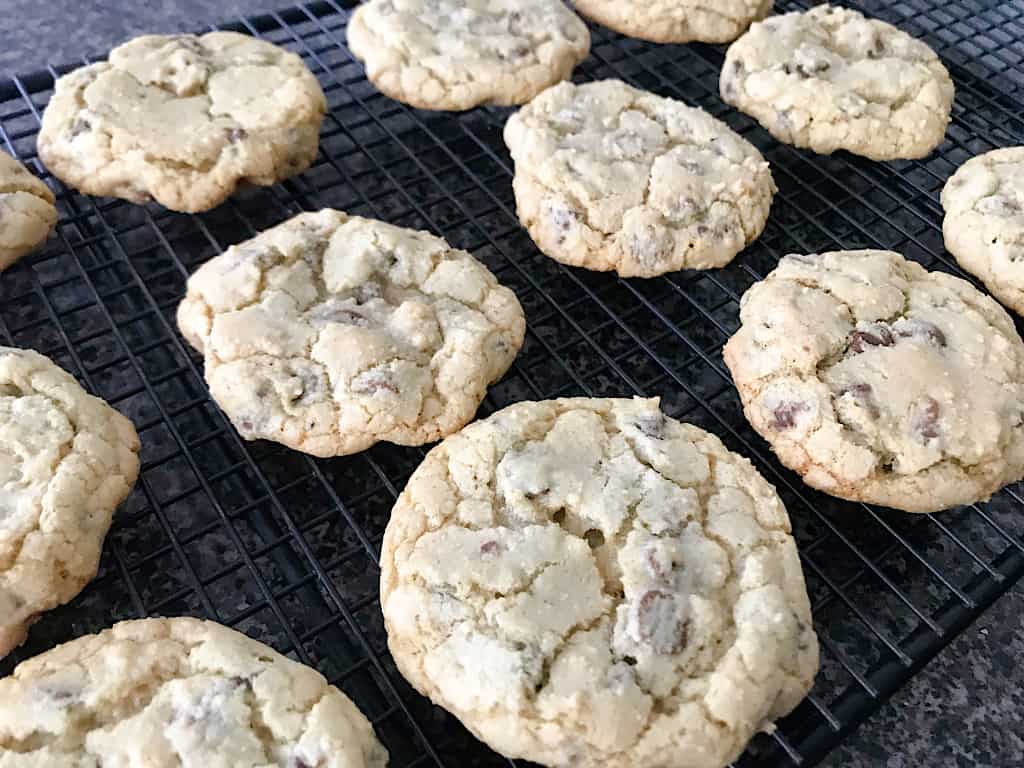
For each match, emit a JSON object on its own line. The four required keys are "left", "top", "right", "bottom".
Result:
{"left": 2, "top": 1, "right": 1021, "bottom": 767}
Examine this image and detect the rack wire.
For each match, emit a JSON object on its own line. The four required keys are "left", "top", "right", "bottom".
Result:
{"left": 1, "top": 0, "right": 1023, "bottom": 764}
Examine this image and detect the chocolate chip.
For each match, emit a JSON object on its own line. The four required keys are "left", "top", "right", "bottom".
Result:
{"left": 782, "top": 63, "right": 794, "bottom": 75}
{"left": 69, "top": 117, "right": 91, "bottom": 138}
{"left": 525, "top": 487, "right": 550, "bottom": 501}
{"left": 352, "top": 372, "right": 399, "bottom": 395}
{"left": 911, "top": 397, "right": 941, "bottom": 442}
{"left": 622, "top": 655, "right": 638, "bottom": 666}
{"left": 548, "top": 205, "right": 577, "bottom": 245}
{"left": 551, "top": 508, "right": 566, "bottom": 524}
{"left": 732, "top": 59, "right": 744, "bottom": 74}
{"left": 894, "top": 319, "right": 946, "bottom": 348}
{"left": 696, "top": 224, "right": 711, "bottom": 236}
{"left": 583, "top": 529, "right": 605, "bottom": 549}
{"left": 309, "top": 304, "right": 369, "bottom": 327}
{"left": 772, "top": 400, "right": 809, "bottom": 429}
{"left": 350, "top": 282, "right": 383, "bottom": 304}
{"left": 227, "top": 127, "right": 248, "bottom": 143}
{"left": 634, "top": 411, "right": 666, "bottom": 439}
{"left": 636, "top": 590, "right": 689, "bottom": 655}
{"left": 480, "top": 540, "right": 499, "bottom": 555}
{"left": 775, "top": 109, "right": 794, "bottom": 134}
{"left": 646, "top": 546, "right": 667, "bottom": 579}
{"left": 838, "top": 382, "right": 879, "bottom": 418}
{"left": 868, "top": 37, "right": 886, "bottom": 59}
{"left": 848, "top": 325, "right": 895, "bottom": 354}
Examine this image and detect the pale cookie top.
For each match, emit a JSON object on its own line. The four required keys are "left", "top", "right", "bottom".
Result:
{"left": 0, "top": 618, "right": 389, "bottom": 768}
{"left": 347, "top": 0, "right": 590, "bottom": 111}
{"left": 38, "top": 32, "right": 326, "bottom": 213}
{"left": 177, "top": 210, "right": 525, "bottom": 458}
{"left": 381, "top": 397, "right": 818, "bottom": 768}
{"left": 0, "top": 348, "right": 139, "bottom": 659}
{"left": 504, "top": 79, "right": 776, "bottom": 278}
{"left": 942, "top": 147, "right": 1024, "bottom": 316}
{"left": 0, "top": 152, "right": 58, "bottom": 271}
{"left": 721, "top": 5, "right": 954, "bottom": 160}
{"left": 724, "top": 250, "right": 1024, "bottom": 513}
{"left": 573, "top": 0, "right": 771, "bottom": 44}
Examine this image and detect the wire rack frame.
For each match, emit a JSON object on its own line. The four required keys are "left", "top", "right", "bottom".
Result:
{"left": 1, "top": 0, "right": 1023, "bottom": 766}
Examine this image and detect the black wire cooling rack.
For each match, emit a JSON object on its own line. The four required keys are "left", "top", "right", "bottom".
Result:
{"left": 2, "top": 0, "right": 1024, "bottom": 765}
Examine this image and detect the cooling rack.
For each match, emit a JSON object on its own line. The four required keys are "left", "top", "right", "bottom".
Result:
{"left": 2, "top": 0, "right": 1023, "bottom": 765}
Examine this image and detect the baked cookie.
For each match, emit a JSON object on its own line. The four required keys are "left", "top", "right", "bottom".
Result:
{"left": 37, "top": 32, "right": 326, "bottom": 213}
{"left": 942, "top": 147, "right": 1024, "bottom": 316}
{"left": 0, "top": 347, "right": 140, "bottom": 658}
{"left": 0, "top": 617, "right": 389, "bottom": 767}
{"left": 0, "top": 151, "right": 58, "bottom": 270}
{"left": 347, "top": 0, "right": 590, "bottom": 111}
{"left": 381, "top": 397, "right": 818, "bottom": 768}
{"left": 504, "top": 79, "right": 775, "bottom": 277}
{"left": 724, "top": 250, "right": 1024, "bottom": 513}
{"left": 721, "top": 5, "right": 954, "bottom": 160}
{"left": 177, "top": 209, "right": 525, "bottom": 457}
{"left": 574, "top": 0, "right": 771, "bottom": 44}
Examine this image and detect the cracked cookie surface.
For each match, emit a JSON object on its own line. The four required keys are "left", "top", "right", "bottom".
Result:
{"left": 37, "top": 32, "right": 326, "bottom": 213}
{"left": 348, "top": 0, "right": 589, "bottom": 111}
{"left": 0, "top": 152, "right": 57, "bottom": 271}
{"left": 942, "top": 147, "right": 1024, "bottom": 316}
{"left": 0, "top": 617, "right": 388, "bottom": 767}
{"left": 381, "top": 397, "right": 818, "bottom": 768}
{"left": 724, "top": 250, "right": 1024, "bottom": 513}
{"left": 177, "top": 209, "right": 525, "bottom": 457}
{"left": 0, "top": 347, "right": 139, "bottom": 659}
{"left": 720, "top": 5, "right": 953, "bottom": 160}
{"left": 504, "top": 79, "right": 775, "bottom": 277}
{"left": 574, "top": 0, "right": 771, "bottom": 44}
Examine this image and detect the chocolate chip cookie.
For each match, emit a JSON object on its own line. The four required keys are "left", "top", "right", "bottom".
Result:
{"left": 38, "top": 32, "right": 326, "bottom": 213}
{"left": 724, "top": 250, "right": 1024, "bottom": 513}
{"left": 348, "top": 0, "right": 590, "bottom": 111}
{"left": 574, "top": 0, "right": 771, "bottom": 44}
{"left": 0, "top": 151, "right": 57, "bottom": 270}
{"left": 942, "top": 147, "right": 1024, "bottom": 316}
{"left": 721, "top": 5, "right": 954, "bottom": 160}
{"left": 177, "top": 209, "right": 525, "bottom": 457}
{"left": 0, "top": 347, "right": 140, "bottom": 659}
{"left": 504, "top": 79, "right": 776, "bottom": 277}
{"left": 0, "top": 617, "right": 388, "bottom": 767}
{"left": 381, "top": 397, "right": 818, "bottom": 768}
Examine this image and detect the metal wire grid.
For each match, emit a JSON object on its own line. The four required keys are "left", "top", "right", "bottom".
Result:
{"left": 0, "top": 0, "right": 1022, "bottom": 764}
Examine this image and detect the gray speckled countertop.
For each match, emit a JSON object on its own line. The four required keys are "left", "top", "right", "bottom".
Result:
{"left": 3, "top": 1, "right": 1022, "bottom": 766}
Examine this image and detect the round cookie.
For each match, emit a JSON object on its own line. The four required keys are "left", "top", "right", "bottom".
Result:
{"left": 942, "top": 147, "right": 1024, "bottom": 316}
{"left": 381, "top": 397, "right": 818, "bottom": 768}
{"left": 720, "top": 5, "right": 954, "bottom": 160}
{"left": 0, "top": 151, "right": 58, "bottom": 270}
{"left": 347, "top": 0, "right": 590, "bottom": 111}
{"left": 574, "top": 0, "right": 772, "bottom": 44}
{"left": 177, "top": 209, "right": 525, "bottom": 457}
{"left": 504, "top": 79, "right": 776, "bottom": 277}
{"left": 0, "top": 617, "right": 389, "bottom": 767}
{"left": 0, "top": 347, "right": 140, "bottom": 658}
{"left": 37, "top": 32, "right": 326, "bottom": 213}
{"left": 724, "top": 250, "right": 1024, "bottom": 513}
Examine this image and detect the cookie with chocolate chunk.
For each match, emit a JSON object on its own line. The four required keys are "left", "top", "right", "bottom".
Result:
{"left": 0, "top": 347, "right": 139, "bottom": 659}
{"left": 720, "top": 5, "right": 953, "bottom": 160}
{"left": 348, "top": 0, "right": 590, "bottom": 111}
{"left": 724, "top": 250, "right": 1024, "bottom": 513}
{"left": 574, "top": 0, "right": 771, "bottom": 44}
{"left": 0, "top": 618, "right": 388, "bottom": 767}
{"left": 38, "top": 32, "right": 325, "bottom": 212}
{"left": 504, "top": 79, "right": 775, "bottom": 277}
{"left": 381, "top": 397, "right": 818, "bottom": 768}
{"left": 177, "top": 209, "right": 525, "bottom": 457}
{"left": 942, "top": 147, "right": 1024, "bottom": 316}
{"left": 0, "top": 151, "right": 57, "bottom": 270}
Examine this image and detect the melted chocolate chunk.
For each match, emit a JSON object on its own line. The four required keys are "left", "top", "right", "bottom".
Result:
{"left": 636, "top": 590, "right": 689, "bottom": 655}
{"left": 772, "top": 400, "right": 809, "bottom": 429}
{"left": 848, "top": 325, "right": 895, "bottom": 354}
